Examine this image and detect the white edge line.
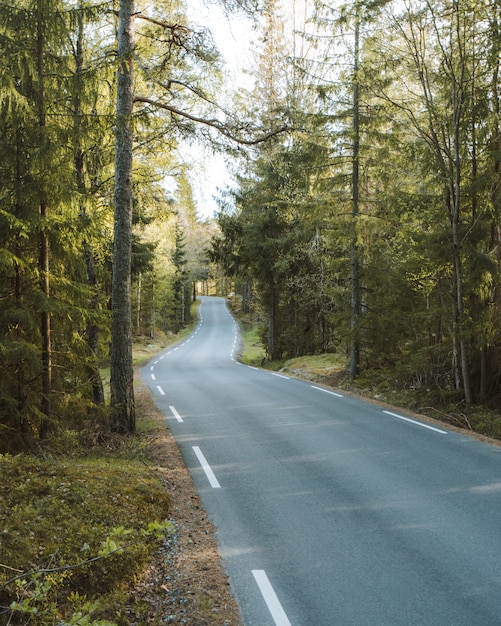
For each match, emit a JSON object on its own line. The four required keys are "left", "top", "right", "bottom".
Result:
{"left": 169, "top": 405, "right": 184, "bottom": 423}
{"left": 156, "top": 385, "right": 165, "bottom": 396}
{"left": 252, "top": 570, "right": 291, "bottom": 626}
{"left": 192, "top": 446, "right": 221, "bottom": 488}
{"left": 311, "top": 385, "right": 343, "bottom": 398}
{"left": 383, "top": 410, "right": 447, "bottom": 434}
{"left": 271, "top": 373, "right": 289, "bottom": 380}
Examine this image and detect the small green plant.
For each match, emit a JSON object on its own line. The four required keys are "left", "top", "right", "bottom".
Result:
{"left": 3, "top": 521, "right": 174, "bottom": 625}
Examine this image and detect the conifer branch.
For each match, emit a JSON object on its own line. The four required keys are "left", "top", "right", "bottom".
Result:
{"left": 133, "top": 96, "right": 289, "bottom": 146}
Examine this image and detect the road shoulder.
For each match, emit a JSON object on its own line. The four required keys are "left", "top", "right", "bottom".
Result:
{"left": 126, "top": 374, "right": 243, "bottom": 625}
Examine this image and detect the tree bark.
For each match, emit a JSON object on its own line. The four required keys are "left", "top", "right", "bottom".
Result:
{"left": 74, "top": 9, "right": 105, "bottom": 406}
{"left": 110, "top": 0, "right": 135, "bottom": 433}
{"left": 349, "top": 1, "right": 361, "bottom": 380}
{"left": 37, "top": 4, "right": 51, "bottom": 437}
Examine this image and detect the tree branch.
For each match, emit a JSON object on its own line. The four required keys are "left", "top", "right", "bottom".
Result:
{"left": 135, "top": 13, "right": 189, "bottom": 34}
{"left": 133, "top": 95, "right": 289, "bottom": 146}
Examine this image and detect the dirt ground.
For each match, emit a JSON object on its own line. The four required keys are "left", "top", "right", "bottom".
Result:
{"left": 126, "top": 376, "right": 243, "bottom": 625}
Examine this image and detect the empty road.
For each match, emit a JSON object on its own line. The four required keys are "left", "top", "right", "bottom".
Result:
{"left": 143, "top": 296, "right": 501, "bottom": 625}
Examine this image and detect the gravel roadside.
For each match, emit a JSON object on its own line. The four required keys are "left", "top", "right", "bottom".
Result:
{"left": 125, "top": 376, "right": 243, "bottom": 626}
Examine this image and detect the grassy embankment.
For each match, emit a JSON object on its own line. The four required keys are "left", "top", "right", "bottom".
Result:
{"left": 234, "top": 306, "right": 501, "bottom": 441}
{"left": 0, "top": 312, "right": 199, "bottom": 625}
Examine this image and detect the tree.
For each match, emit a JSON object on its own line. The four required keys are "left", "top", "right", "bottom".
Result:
{"left": 0, "top": 0, "right": 116, "bottom": 449}
{"left": 71, "top": 1, "right": 115, "bottom": 406}
{"left": 110, "top": 0, "right": 135, "bottom": 433}
{"left": 109, "top": 0, "right": 287, "bottom": 433}
{"left": 373, "top": 0, "right": 496, "bottom": 405}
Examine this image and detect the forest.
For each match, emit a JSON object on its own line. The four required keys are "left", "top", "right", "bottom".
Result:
{"left": 211, "top": 0, "right": 501, "bottom": 422}
{"left": 1, "top": 0, "right": 501, "bottom": 452}
{"left": 0, "top": 0, "right": 223, "bottom": 449}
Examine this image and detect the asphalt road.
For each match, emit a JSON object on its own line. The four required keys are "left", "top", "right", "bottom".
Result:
{"left": 143, "top": 296, "right": 501, "bottom": 625}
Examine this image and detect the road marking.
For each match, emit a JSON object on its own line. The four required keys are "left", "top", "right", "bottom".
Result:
{"left": 252, "top": 570, "right": 291, "bottom": 626}
{"left": 150, "top": 365, "right": 154, "bottom": 371}
{"left": 169, "top": 405, "right": 183, "bottom": 423}
{"left": 271, "top": 373, "right": 289, "bottom": 380}
{"left": 192, "top": 446, "right": 221, "bottom": 488}
{"left": 311, "top": 385, "right": 344, "bottom": 398}
{"left": 151, "top": 373, "right": 156, "bottom": 381}
{"left": 156, "top": 385, "right": 165, "bottom": 396}
{"left": 383, "top": 410, "right": 447, "bottom": 434}
{"left": 159, "top": 355, "right": 164, "bottom": 360}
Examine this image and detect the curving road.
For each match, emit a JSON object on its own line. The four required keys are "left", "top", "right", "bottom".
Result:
{"left": 143, "top": 296, "right": 501, "bottom": 625}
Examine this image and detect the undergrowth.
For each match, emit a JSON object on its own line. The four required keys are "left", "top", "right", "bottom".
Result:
{"left": 0, "top": 428, "right": 173, "bottom": 625}
{"left": 233, "top": 305, "right": 501, "bottom": 442}
{"left": 0, "top": 317, "right": 204, "bottom": 626}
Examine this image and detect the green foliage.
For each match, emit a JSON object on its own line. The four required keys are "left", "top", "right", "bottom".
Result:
{"left": 0, "top": 446, "right": 173, "bottom": 624}
{"left": 214, "top": 0, "right": 501, "bottom": 411}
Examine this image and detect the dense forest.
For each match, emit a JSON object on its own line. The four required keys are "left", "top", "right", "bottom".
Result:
{"left": 211, "top": 0, "right": 501, "bottom": 415}
{"left": 1, "top": 0, "right": 501, "bottom": 451}
{"left": 0, "top": 0, "right": 223, "bottom": 450}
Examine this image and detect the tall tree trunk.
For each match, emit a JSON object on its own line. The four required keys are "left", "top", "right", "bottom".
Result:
{"left": 37, "top": 4, "right": 51, "bottom": 437}
{"left": 450, "top": 30, "right": 472, "bottom": 406}
{"left": 15, "top": 131, "right": 28, "bottom": 437}
{"left": 268, "top": 286, "right": 280, "bottom": 360}
{"left": 349, "top": 0, "right": 361, "bottom": 380}
{"left": 110, "top": 0, "right": 135, "bottom": 433}
{"left": 74, "top": 9, "right": 105, "bottom": 405}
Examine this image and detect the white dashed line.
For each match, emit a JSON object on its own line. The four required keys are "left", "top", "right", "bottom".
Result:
{"left": 252, "top": 570, "right": 291, "bottom": 626}
{"left": 169, "top": 405, "right": 184, "bottom": 423}
{"left": 192, "top": 446, "right": 221, "bottom": 488}
{"left": 156, "top": 385, "right": 165, "bottom": 396}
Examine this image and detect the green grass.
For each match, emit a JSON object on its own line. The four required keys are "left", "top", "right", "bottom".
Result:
{"left": 281, "top": 353, "right": 346, "bottom": 378}
{"left": 237, "top": 318, "right": 266, "bottom": 365}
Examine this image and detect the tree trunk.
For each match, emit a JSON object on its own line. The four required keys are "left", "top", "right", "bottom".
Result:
{"left": 268, "top": 286, "right": 280, "bottom": 360}
{"left": 110, "top": 0, "right": 135, "bottom": 434}
{"left": 349, "top": 1, "right": 361, "bottom": 380}
{"left": 37, "top": 5, "right": 51, "bottom": 437}
{"left": 74, "top": 9, "right": 105, "bottom": 405}
{"left": 450, "top": 56, "right": 472, "bottom": 406}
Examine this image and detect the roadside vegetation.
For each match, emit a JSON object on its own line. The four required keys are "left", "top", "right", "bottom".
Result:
{"left": 0, "top": 330, "right": 190, "bottom": 625}
{"left": 233, "top": 302, "right": 501, "bottom": 442}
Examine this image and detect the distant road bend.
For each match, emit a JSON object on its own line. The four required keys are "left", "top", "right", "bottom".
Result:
{"left": 144, "top": 296, "right": 501, "bottom": 626}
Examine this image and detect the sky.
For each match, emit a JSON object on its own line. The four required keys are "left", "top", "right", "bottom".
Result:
{"left": 182, "top": 1, "right": 255, "bottom": 219}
